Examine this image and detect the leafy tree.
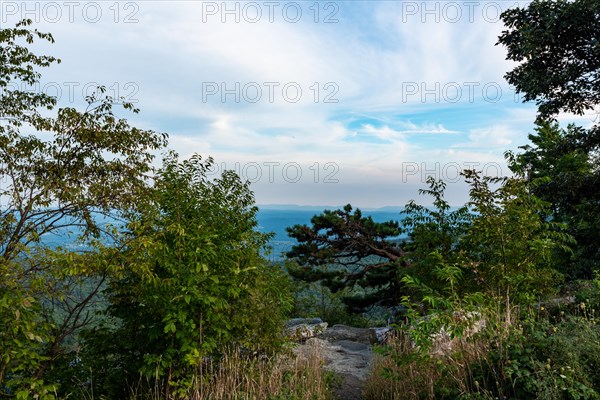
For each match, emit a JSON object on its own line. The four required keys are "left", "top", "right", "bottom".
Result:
{"left": 499, "top": 0, "right": 600, "bottom": 278}
{"left": 460, "top": 169, "right": 573, "bottom": 308}
{"left": 401, "top": 178, "right": 472, "bottom": 295}
{"left": 401, "top": 171, "right": 571, "bottom": 313}
{"left": 498, "top": 0, "right": 600, "bottom": 119}
{"left": 0, "top": 20, "right": 167, "bottom": 397}
{"left": 77, "top": 153, "right": 293, "bottom": 398}
{"left": 287, "top": 170, "right": 574, "bottom": 320}
{"left": 286, "top": 179, "right": 471, "bottom": 315}
{"left": 508, "top": 121, "right": 600, "bottom": 278}
{"left": 367, "top": 172, "right": 583, "bottom": 399}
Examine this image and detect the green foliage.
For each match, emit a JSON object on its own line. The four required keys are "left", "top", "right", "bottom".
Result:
{"left": 498, "top": 0, "right": 600, "bottom": 278}
{"left": 288, "top": 273, "right": 371, "bottom": 327}
{"left": 287, "top": 168, "right": 572, "bottom": 322}
{"left": 472, "top": 310, "right": 600, "bottom": 400}
{"left": 461, "top": 169, "right": 572, "bottom": 305}
{"left": 0, "top": 276, "right": 55, "bottom": 399}
{"left": 77, "top": 153, "right": 293, "bottom": 398}
{"left": 286, "top": 178, "right": 472, "bottom": 317}
{"left": 368, "top": 253, "right": 489, "bottom": 400}
{"left": 366, "top": 170, "right": 596, "bottom": 400}
{"left": 401, "top": 177, "right": 472, "bottom": 296}
{"left": 369, "top": 307, "right": 600, "bottom": 400}
{"left": 0, "top": 20, "right": 167, "bottom": 398}
{"left": 0, "top": 20, "right": 58, "bottom": 131}
{"left": 287, "top": 204, "right": 405, "bottom": 313}
{"left": 1, "top": 20, "right": 296, "bottom": 399}
{"left": 498, "top": 0, "right": 600, "bottom": 119}
{"left": 572, "top": 273, "right": 600, "bottom": 311}
{"left": 508, "top": 121, "right": 600, "bottom": 278}
{"left": 369, "top": 2, "right": 600, "bottom": 397}
{"left": 402, "top": 169, "right": 572, "bottom": 315}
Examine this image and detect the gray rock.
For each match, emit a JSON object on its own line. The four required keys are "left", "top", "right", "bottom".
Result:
{"left": 285, "top": 319, "right": 328, "bottom": 340}
{"left": 371, "top": 326, "right": 394, "bottom": 344}
{"left": 332, "top": 373, "right": 366, "bottom": 400}
{"left": 295, "top": 338, "right": 372, "bottom": 381}
{"left": 286, "top": 317, "right": 324, "bottom": 328}
{"left": 292, "top": 326, "right": 374, "bottom": 400}
{"left": 318, "top": 324, "right": 377, "bottom": 344}
{"left": 333, "top": 340, "right": 370, "bottom": 353}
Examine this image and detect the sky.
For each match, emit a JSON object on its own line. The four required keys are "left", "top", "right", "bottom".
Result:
{"left": 1, "top": 0, "right": 596, "bottom": 207}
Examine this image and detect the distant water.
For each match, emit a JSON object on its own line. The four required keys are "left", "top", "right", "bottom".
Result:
{"left": 256, "top": 208, "right": 405, "bottom": 261}
{"left": 35, "top": 208, "right": 406, "bottom": 262}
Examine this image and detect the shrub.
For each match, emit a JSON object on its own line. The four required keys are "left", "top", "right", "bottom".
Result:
{"left": 67, "top": 153, "right": 294, "bottom": 398}
{"left": 366, "top": 308, "right": 600, "bottom": 400}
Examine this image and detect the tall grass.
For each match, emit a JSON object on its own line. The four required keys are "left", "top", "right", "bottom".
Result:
{"left": 362, "top": 305, "right": 516, "bottom": 400}
{"left": 364, "top": 301, "right": 600, "bottom": 400}
{"left": 363, "top": 330, "right": 491, "bottom": 400}
{"left": 123, "top": 342, "right": 333, "bottom": 400}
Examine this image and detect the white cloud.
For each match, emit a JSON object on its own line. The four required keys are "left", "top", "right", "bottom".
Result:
{"left": 556, "top": 109, "right": 598, "bottom": 128}
{"left": 9, "top": 1, "right": 545, "bottom": 206}
{"left": 454, "top": 125, "right": 521, "bottom": 149}
{"left": 360, "top": 122, "right": 457, "bottom": 143}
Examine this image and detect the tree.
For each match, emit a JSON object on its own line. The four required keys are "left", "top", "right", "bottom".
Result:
{"left": 286, "top": 179, "right": 471, "bottom": 315}
{"left": 76, "top": 153, "right": 292, "bottom": 398}
{"left": 508, "top": 122, "right": 600, "bottom": 277}
{"left": 286, "top": 172, "right": 573, "bottom": 318}
{"left": 499, "top": 0, "right": 600, "bottom": 278}
{"left": 460, "top": 169, "right": 572, "bottom": 308}
{"left": 0, "top": 20, "right": 167, "bottom": 397}
{"left": 286, "top": 205, "right": 406, "bottom": 313}
{"left": 378, "top": 172, "right": 586, "bottom": 400}
{"left": 401, "top": 178, "right": 472, "bottom": 295}
{"left": 498, "top": 0, "right": 600, "bottom": 119}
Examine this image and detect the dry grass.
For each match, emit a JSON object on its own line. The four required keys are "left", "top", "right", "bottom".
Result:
{"left": 127, "top": 342, "right": 333, "bottom": 400}
{"left": 364, "top": 335, "right": 490, "bottom": 400}
{"left": 363, "top": 332, "right": 441, "bottom": 400}
{"left": 363, "top": 310, "right": 515, "bottom": 400}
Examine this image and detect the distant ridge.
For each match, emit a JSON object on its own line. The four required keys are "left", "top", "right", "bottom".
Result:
{"left": 257, "top": 204, "right": 404, "bottom": 212}
{"left": 257, "top": 204, "right": 463, "bottom": 212}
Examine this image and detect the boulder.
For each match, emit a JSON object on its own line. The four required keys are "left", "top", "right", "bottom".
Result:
{"left": 318, "top": 324, "right": 377, "bottom": 344}
{"left": 291, "top": 324, "right": 375, "bottom": 400}
{"left": 370, "top": 326, "right": 394, "bottom": 344}
{"left": 286, "top": 318, "right": 328, "bottom": 340}
{"left": 286, "top": 318, "right": 325, "bottom": 328}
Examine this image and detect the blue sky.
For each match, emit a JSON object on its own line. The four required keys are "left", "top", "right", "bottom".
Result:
{"left": 2, "top": 0, "right": 595, "bottom": 207}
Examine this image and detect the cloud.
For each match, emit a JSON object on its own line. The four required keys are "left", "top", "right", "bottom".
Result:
{"left": 453, "top": 125, "right": 521, "bottom": 150}
{"left": 11, "top": 1, "right": 547, "bottom": 206}
{"left": 357, "top": 121, "right": 457, "bottom": 143}
{"left": 556, "top": 109, "right": 598, "bottom": 128}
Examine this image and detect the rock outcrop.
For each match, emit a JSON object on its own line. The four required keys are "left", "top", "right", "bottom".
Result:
{"left": 285, "top": 318, "right": 328, "bottom": 340}
{"left": 290, "top": 323, "right": 384, "bottom": 399}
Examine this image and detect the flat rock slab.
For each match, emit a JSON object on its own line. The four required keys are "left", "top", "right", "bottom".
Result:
{"left": 293, "top": 335, "right": 372, "bottom": 399}
{"left": 333, "top": 340, "right": 370, "bottom": 353}
{"left": 286, "top": 318, "right": 325, "bottom": 327}
{"left": 317, "top": 324, "right": 377, "bottom": 344}
{"left": 291, "top": 323, "right": 384, "bottom": 399}
{"left": 333, "top": 373, "right": 366, "bottom": 400}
